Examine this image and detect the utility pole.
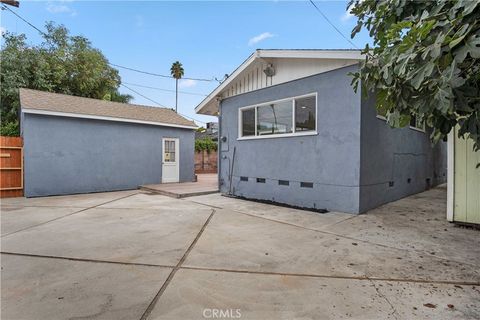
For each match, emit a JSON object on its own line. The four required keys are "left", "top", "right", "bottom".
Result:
{"left": 175, "top": 78, "right": 178, "bottom": 113}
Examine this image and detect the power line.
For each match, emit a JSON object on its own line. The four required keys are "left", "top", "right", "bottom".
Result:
{"left": 110, "top": 63, "right": 217, "bottom": 82}
{"left": 122, "top": 82, "right": 207, "bottom": 97}
{"left": 1, "top": 4, "right": 47, "bottom": 37}
{"left": 120, "top": 83, "right": 168, "bottom": 107}
{"left": 308, "top": 0, "right": 359, "bottom": 49}
{"left": 2, "top": 4, "right": 217, "bottom": 84}
{"left": 120, "top": 83, "right": 208, "bottom": 125}
{"left": 3, "top": 3, "right": 211, "bottom": 125}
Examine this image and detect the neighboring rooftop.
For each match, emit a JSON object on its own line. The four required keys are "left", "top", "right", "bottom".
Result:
{"left": 195, "top": 49, "right": 364, "bottom": 115}
{"left": 20, "top": 88, "right": 197, "bottom": 129}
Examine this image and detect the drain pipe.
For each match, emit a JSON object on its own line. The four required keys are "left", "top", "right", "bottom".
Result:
{"left": 216, "top": 97, "right": 222, "bottom": 190}
{"left": 228, "top": 146, "right": 236, "bottom": 195}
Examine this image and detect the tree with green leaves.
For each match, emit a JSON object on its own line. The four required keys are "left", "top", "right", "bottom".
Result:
{"left": 170, "top": 61, "right": 184, "bottom": 113}
{"left": 0, "top": 22, "right": 132, "bottom": 136}
{"left": 349, "top": 0, "right": 479, "bottom": 150}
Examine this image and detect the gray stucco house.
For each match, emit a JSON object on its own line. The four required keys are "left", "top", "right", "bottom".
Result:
{"left": 20, "top": 88, "right": 197, "bottom": 197}
{"left": 195, "top": 49, "right": 447, "bottom": 214}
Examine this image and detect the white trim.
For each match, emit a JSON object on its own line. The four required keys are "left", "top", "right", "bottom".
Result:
{"left": 238, "top": 131, "right": 318, "bottom": 141}
{"left": 409, "top": 116, "right": 426, "bottom": 133}
{"left": 196, "top": 52, "right": 257, "bottom": 114}
{"left": 195, "top": 49, "right": 363, "bottom": 115}
{"left": 258, "top": 49, "right": 364, "bottom": 60}
{"left": 377, "top": 114, "right": 426, "bottom": 133}
{"left": 237, "top": 92, "right": 317, "bottom": 140}
{"left": 409, "top": 125, "right": 426, "bottom": 133}
{"left": 22, "top": 108, "right": 198, "bottom": 130}
{"left": 447, "top": 130, "right": 455, "bottom": 222}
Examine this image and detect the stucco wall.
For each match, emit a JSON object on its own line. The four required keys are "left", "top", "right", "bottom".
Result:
{"left": 218, "top": 65, "right": 362, "bottom": 213}
{"left": 359, "top": 93, "right": 447, "bottom": 212}
{"left": 22, "top": 114, "right": 194, "bottom": 197}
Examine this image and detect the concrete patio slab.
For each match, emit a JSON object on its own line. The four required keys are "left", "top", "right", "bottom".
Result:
{"left": 1, "top": 254, "right": 171, "bottom": 320}
{"left": 0, "top": 190, "right": 139, "bottom": 208}
{"left": 184, "top": 209, "right": 480, "bottom": 283}
{"left": 1, "top": 206, "right": 81, "bottom": 236}
{"left": 376, "top": 280, "right": 480, "bottom": 320}
{"left": 328, "top": 195, "right": 480, "bottom": 267}
{"left": 187, "top": 193, "right": 352, "bottom": 230}
{"left": 1, "top": 186, "right": 478, "bottom": 319}
{"left": 141, "top": 173, "right": 218, "bottom": 198}
{"left": 98, "top": 192, "right": 210, "bottom": 211}
{"left": 147, "top": 269, "right": 479, "bottom": 320}
{"left": 2, "top": 206, "right": 212, "bottom": 266}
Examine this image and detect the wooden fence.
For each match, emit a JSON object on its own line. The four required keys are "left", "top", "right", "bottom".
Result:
{"left": 0, "top": 136, "right": 23, "bottom": 198}
{"left": 195, "top": 150, "right": 217, "bottom": 174}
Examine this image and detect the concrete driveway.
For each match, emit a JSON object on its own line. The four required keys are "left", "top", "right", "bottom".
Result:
{"left": 1, "top": 186, "right": 479, "bottom": 319}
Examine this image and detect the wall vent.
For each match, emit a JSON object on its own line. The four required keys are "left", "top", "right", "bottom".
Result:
{"left": 240, "top": 176, "right": 248, "bottom": 182}
{"left": 256, "top": 178, "right": 266, "bottom": 183}
{"left": 300, "top": 182, "right": 313, "bottom": 188}
{"left": 278, "top": 180, "right": 289, "bottom": 186}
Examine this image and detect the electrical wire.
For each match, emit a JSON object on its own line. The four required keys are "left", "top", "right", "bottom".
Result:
{"left": 2, "top": 4, "right": 217, "bottom": 85}
{"left": 110, "top": 63, "right": 216, "bottom": 82}
{"left": 122, "top": 82, "right": 207, "bottom": 97}
{"left": 308, "top": 0, "right": 360, "bottom": 49}
{"left": 120, "top": 83, "right": 168, "bottom": 107}
{"left": 120, "top": 83, "right": 208, "bottom": 125}
{"left": 1, "top": 4, "right": 47, "bottom": 37}
{"left": 2, "top": 8, "right": 210, "bottom": 125}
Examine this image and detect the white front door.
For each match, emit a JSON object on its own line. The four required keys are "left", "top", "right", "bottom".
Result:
{"left": 162, "top": 138, "right": 180, "bottom": 183}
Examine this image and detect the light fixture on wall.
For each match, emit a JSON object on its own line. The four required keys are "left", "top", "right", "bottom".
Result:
{"left": 263, "top": 64, "right": 275, "bottom": 77}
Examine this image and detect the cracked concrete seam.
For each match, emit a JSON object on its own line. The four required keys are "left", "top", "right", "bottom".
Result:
{"left": 0, "top": 192, "right": 140, "bottom": 238}
{"left": 369, "top": 278, "right": 400, "bottom": 320}
{"left": 184, "top": 198, "right": 480, "bottom": 270}
{"left": 139, "top": 208, "right": 216, "bottom": 320}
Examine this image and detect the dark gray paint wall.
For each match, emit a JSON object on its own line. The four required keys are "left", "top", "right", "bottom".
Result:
{"left": 219, "top": 65, "right": 363, "bottom": 213}
{"left": 23, "top": 113, "right": 194, "bottom": 197}
{"left": 359, "top": 93, "right": 447, "bottom": 212}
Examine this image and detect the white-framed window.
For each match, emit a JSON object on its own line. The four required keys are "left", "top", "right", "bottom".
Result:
{"left": 376, "top": 109, "right": 426, "bottom": 133}
{"left": 238, "top": 93, "right": 317, "bottom": 140}
{"left": 410, "top": 115, "right": 425, "bottom": 132}
{"left": 376, "top": 107, "right": 387, "bottom": 121}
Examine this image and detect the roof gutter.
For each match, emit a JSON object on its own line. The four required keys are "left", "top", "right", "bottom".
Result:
{"left": 22, "top": 108, "right": 199, "bottom": 130}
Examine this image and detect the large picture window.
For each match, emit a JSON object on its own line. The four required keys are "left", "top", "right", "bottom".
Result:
{"left": 239, "top": 93, "right": 316, "bottom": 139}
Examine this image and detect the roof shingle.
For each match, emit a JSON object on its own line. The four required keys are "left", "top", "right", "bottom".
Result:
{"left": 20, "top": 88, "right": 197, "bottom": 128}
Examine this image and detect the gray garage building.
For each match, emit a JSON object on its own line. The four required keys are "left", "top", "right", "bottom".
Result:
{"left": 20, "top": 88, "right": 197, "bottom": 197}
{"left": 195, "top": 49, "right": 447, "bottom": 214}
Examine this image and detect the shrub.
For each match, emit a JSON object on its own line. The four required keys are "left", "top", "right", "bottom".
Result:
{"left": 195, "top": 138, "right": 217, "bottom": 153}
{"left": 0, "top": 121, "right": 19, "bottom": 136}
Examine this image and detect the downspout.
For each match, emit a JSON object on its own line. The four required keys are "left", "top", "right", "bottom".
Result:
{"left": 216, "top": 97, "right": 222, "bottom": 191}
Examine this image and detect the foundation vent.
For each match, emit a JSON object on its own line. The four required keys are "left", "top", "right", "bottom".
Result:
{"left": 300, "top": 182, "right": 313, "bottom": 188}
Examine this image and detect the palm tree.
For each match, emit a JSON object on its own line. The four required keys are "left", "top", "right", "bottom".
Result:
{"left": 170, "top": 61, "right": 184, "bottom": 113}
